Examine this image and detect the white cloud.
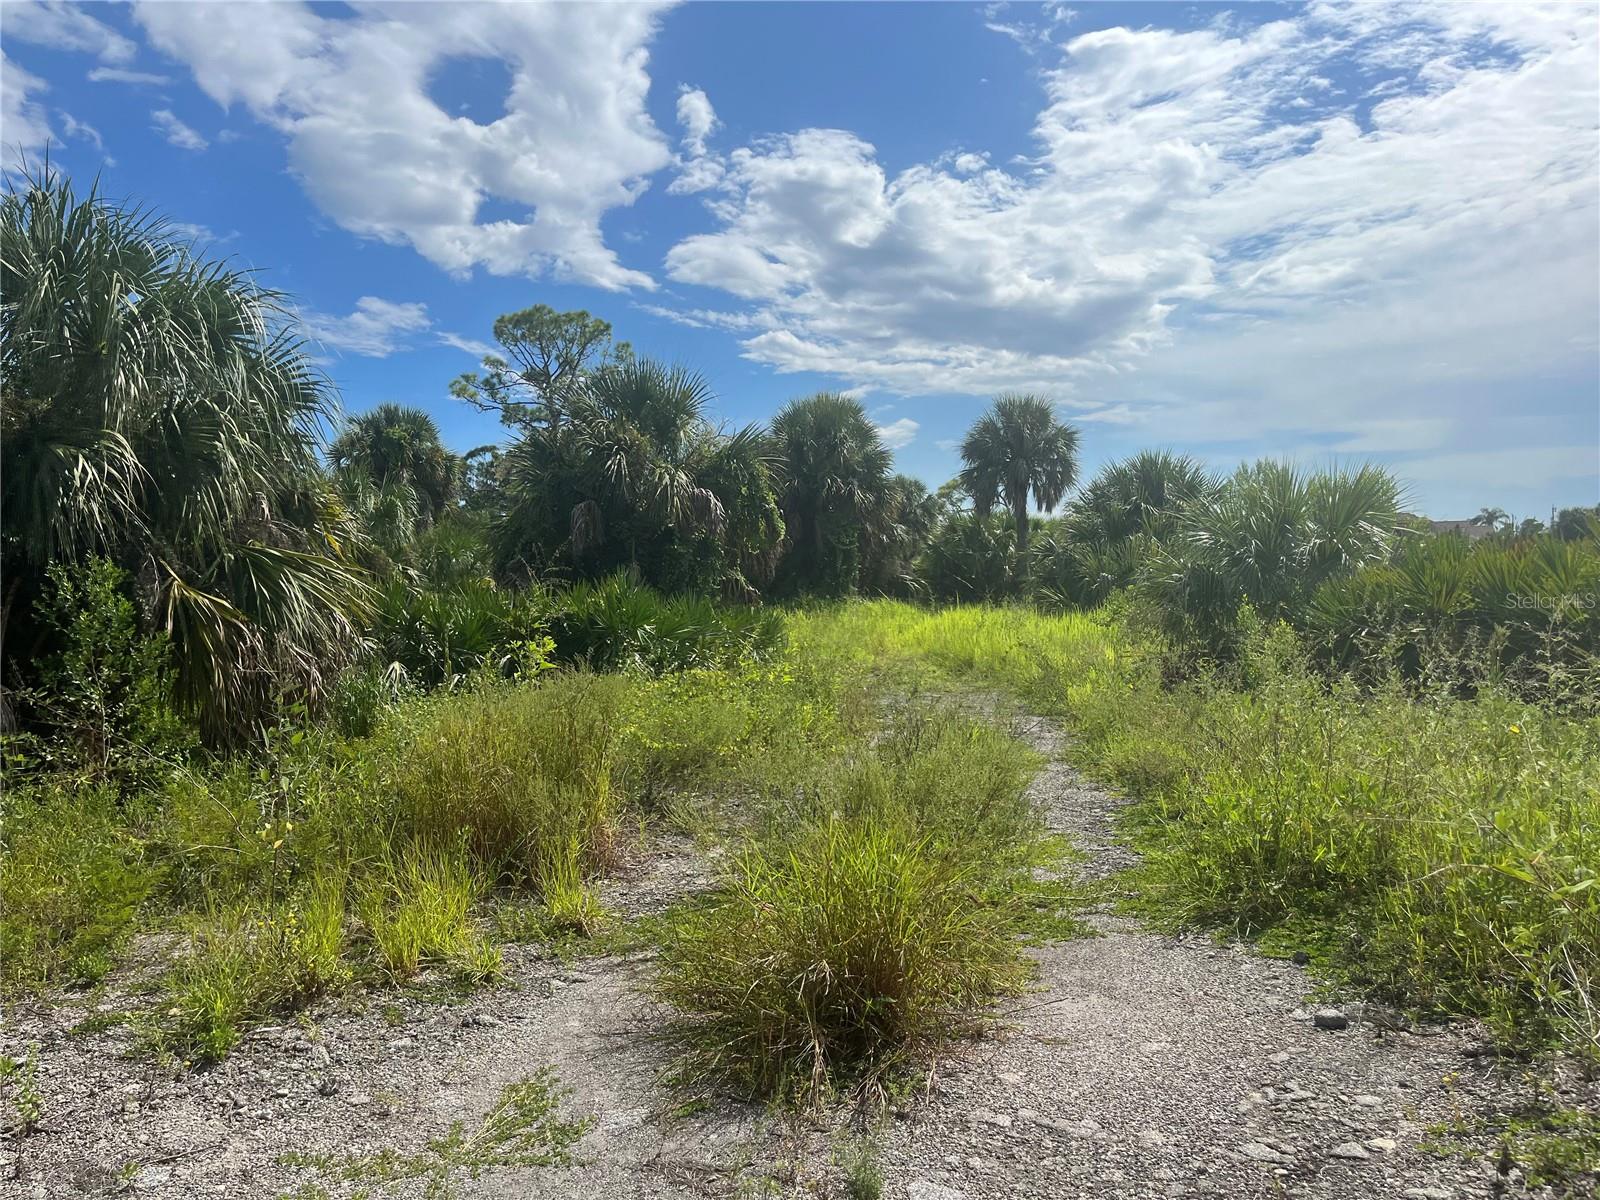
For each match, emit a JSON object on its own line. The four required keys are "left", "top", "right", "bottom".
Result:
{"left": 437, "top": 332, "right": 495, "bottom": 357}
{"left": 88, "top": 67, "right": 171, "bottom": 86}
{"left": 300, "top": 297, "right": 432, "bottom": 357}
{"left": 668, "top": 85, "right": 724, "bottom": 195}
{"left": 165, "top": 221, "right": 231, "bottom": 244}
{"left": 875, "top": 417, "right": 920, "bottom": 450}
{"left": 1, "top": 1, "right": 136, "bottom": 63}
{"left": 152, "top": 109, "right": 207, "bottom": 151}
{"left": 676, "top": 86, "right": 718, "bottom": 156}
{"left": 1, "top": 54, "right": 52, "bottom": 170}
{"left": 58, "top": 111, "right": 102, "bottom": 151}
{"left": 663, "top": 2, "right": 1599, "bottom": 470}
{"left": 135, "top": 0, "right": 673, "bottom": 290}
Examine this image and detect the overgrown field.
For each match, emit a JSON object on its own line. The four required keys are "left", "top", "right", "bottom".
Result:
{"left": 797, "top": 602, "right": 1600, "bottom": 1058}
{"left": 4, "top": 598, "right": 1596, "bottom": 1123}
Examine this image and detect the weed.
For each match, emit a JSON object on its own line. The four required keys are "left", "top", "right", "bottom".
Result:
{"left": 278, "top": 1069, "right": 591, "bottom": 1198}
{"left": 1, "top": 1046, "right": 44, "bottom": 1133}
{"left": 836, "top": 1134, "right": 884, "bottom": 1200}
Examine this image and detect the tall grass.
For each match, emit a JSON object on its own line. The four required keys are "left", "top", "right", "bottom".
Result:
{"left": 792, "top": 601, "right": 1600, "bottom": 1057}
{"left": 653, "top": 705, "right": 1052, "bottom": 1104}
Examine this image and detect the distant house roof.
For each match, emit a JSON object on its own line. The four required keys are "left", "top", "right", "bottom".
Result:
{"left": 1428, "top": 519, "right": 1495, "bottom": 540}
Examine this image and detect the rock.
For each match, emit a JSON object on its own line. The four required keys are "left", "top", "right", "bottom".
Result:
{"left": 1239, "top": 1142, "right": 1291, "bottom": 1164}
{"left": 1353, "top": 1094, "right": 1382, "bottom": 1108}
{"left": 1329, "top": 1142, "right": 1370, "bottom": 1160}
{"left": 462, "top": 1013, "right": 502, "bottom": 1028}
{"left": 387, "top": 1037, "right": 416, "bottom": 1050}
{"left": 908, "top": 1185, "right": 967, "bottom": 1200}
{"left": 1313, "top": 1008, "right": 1349, "bottom": 1030}
{"left": 316, "top": 1077, "right": 339, "bottom": 1097}
{"left": 969, "top": 1109, "right": 1012, "bottom": 1129}
{"left": 1291, "top": 950, "right": 1311, "bottom": 965}
{"left": 1366, "top": 1137, "right": 1397, "bottom": 1153}
{"left": 1137, "top": 1129, "right": 1168, "bottom": 1147}
{"left": 1270, "top": 1050, "right": 1293, "bottom": 1064}
{"left": 308, "top": 1045, "right": 331, "bottom": 1068}
{"left": 1402, "top": 1189, "right": 1453, "bottom": 1199}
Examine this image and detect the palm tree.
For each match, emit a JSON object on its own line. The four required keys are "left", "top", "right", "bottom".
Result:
{"left": 330, "top": 403, "right": 460, "bottom": 523}
{"left": 767, "top": 393, "right": 893, "bottom": 598}
{"left": 1040, "top": 450, "right": 1217, "bottom": 605}
{"left": 1, "top": 170, "right": 366, "bottom": 741}
{"left": 493, "top": 359, "right": 782, "bottom": 595}
{"left": 1473, "top": 506, "right": 1510, "bottom": 530}
{"left": 1069, "top": 450, "right": 1215, "bottom": 546}
{"left": 958, "top": 394, "right": 1080, "bottom": 562}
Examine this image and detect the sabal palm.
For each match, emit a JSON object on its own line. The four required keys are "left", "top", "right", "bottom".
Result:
{"left": 1, "top": 171, "right": 365, "bottom": 740}
{"left": 330, "top": 403, "right": 459, "bottom": 523}
{"left": 768, "top": 393, "right": 892, "bottom": 597}
{"left": 1070, "top": 450, "right": 1216, "bottom": 546}
{"left": 494, "top": 359, "right": 781, "bottom": 593}
{"left": 958, "top": 394, "right": 1080, "bottom": 559}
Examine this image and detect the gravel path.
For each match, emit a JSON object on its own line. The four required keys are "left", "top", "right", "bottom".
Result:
{"left": 3, "top": 706, "right": 1591, "bottom": 1199}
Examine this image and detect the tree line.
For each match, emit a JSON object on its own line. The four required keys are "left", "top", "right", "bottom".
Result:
{"left": 6, "top": 172, "right": 1598, "bottom": 747}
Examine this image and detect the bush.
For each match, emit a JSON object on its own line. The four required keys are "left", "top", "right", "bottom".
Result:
{"left": 9, "top": 558, "right": 193, "bottom": 786}
{"left": 548, "top": 573, "right": 783, "bottom": 673}
{"left": 1306, "top": 529, "right": 1600, "bottom": 708}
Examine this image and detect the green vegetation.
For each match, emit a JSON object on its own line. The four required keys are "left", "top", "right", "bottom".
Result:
{"left": 3, "top": 163, "right": 1596, "bottom": 1192}
{"left": 793, "top": 602, "right": 1599, "bottom": 1058}
{"left": 277, "top": 1070, "right": 591, "bottom": 1199}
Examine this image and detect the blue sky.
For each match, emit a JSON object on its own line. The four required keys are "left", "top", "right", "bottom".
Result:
{"left": 3, "top": 0, "right": 1597, "bottom": 521}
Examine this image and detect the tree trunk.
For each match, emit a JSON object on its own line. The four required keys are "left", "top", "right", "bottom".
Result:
{"left": 1012, "top": 494, "right": 1030, "bottom": 591}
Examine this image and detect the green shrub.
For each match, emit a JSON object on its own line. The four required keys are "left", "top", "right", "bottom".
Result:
{"left": 9, "top": 558, "right": 194, "bottom": 786}
{"left": 0, "top": 781, "right": 155, "bottom": 990}
{"left": 1306, "top": 529, "right": 1600, "bottom": 708}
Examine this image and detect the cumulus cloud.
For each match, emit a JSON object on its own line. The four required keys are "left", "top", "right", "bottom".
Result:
{"left": 874, "top": 417, "right": 920, "bottom": 450}
{"left": 660, "top": 2, "right": 1599, "bottom": 468}
{"left": 300, "top": 297, "right": 432, "bottom": 358}
{"left": 135, "top": 0, "right": 673, "bottom": 290}
{"left": 151, "top": 109, "right": 207, "bottom": 151}
{"left": 1, "top": 1, "right": 136, "bottom": 64}
{"left": 668, "top": 85, "right": 724, "bottom": 195}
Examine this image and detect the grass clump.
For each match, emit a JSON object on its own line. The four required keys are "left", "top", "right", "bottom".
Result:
{"left": 359, "top": 844, "right": 497, "bottom": 983}
{"left": 278, "top": 1069, "right": 591, "bottom": 1198}
{"left": 369, "top": 673, "right": 629, "bottom": 893}
{"left": 654, "top": 708, "right": 1051, "bottom": 1105}
{"left": 159, "top": 881, "right": 351, "bottom": 1063}
{"left": 657, "top": 816, "right": 1027, "bottom": 1104}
